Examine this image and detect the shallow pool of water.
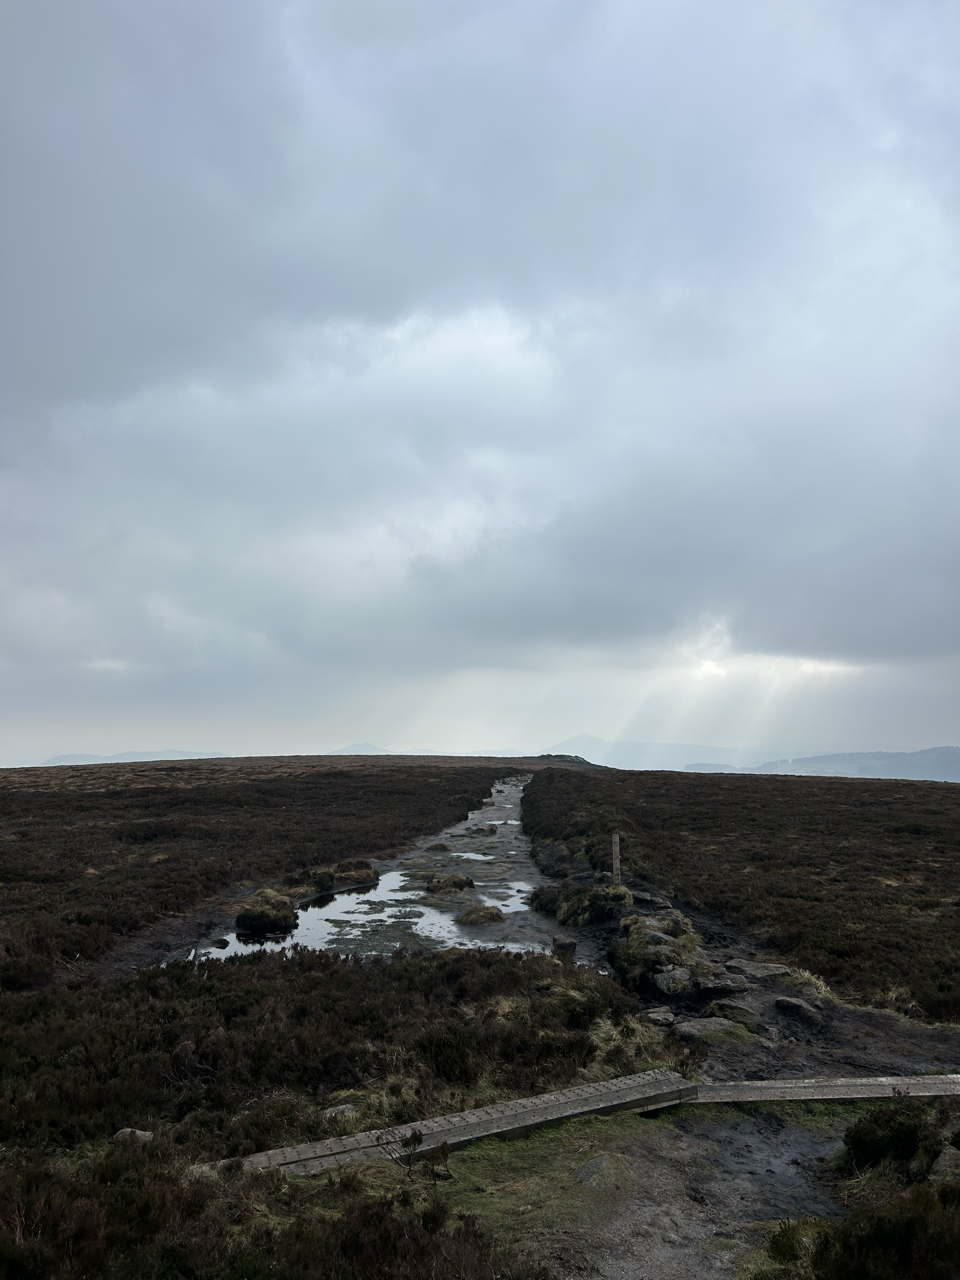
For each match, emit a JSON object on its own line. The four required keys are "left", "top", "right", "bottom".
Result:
{"left": 196, "top": 776, "right": 572, "bottom": 962}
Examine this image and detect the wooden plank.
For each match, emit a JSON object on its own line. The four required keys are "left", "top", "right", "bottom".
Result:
{"left": 234, "top": 1071, "right": 960, "bottom": 1180}
{"left": 242, "top": 1069, "right": 694, "bottom": 1176}
{"left": 696, "top": 1074, "right": 960, "bottom": 1105}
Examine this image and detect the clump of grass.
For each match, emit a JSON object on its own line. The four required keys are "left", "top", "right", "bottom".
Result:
{"left": 457, "top": 905, "right": 504, "bottom": 925}
{"left": 428, "top": 875, "right": 475, "bottom": 894}
{"left": 533, "top": 882, "right": 634, "bottom": 928}
{"left": 235, "top": 889, "right": 298, "bottom": 936}
{"left": 746, "top": 1099, "right": 960, "bottom": 1279}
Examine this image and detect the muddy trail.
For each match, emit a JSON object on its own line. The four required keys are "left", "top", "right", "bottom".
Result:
{"left": 80, "top": 773, "right": 960, "bottom": 1277}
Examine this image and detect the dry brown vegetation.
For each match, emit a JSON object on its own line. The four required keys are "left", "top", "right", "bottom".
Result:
{"left": 0, "top": 754, "right": 531, "bottom": 990}
{"left": 522, "top": 766, "right": 960, "bottom": 1019}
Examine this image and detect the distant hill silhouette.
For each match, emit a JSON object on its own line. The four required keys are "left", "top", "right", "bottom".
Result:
{"left": 686, "top": 746, "right": 960, "bottom": 783}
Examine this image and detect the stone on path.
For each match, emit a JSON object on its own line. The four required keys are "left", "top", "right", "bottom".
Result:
{"left": 726, "top": 959, "right": 792, "bottom": 979}
{"left": 775, "top": 996, "right": 823, "bottom": 1026}
{"left": 653, "top": 967, "right": 692, "bottom": 995}
{"left": 699, "top": 973, "right": 752, "bottom": 995}
{"left": 674, "top": 1018, "right": 742, "bottom": 1042}
{"left": 713, "top": 1000, "right": 759, "bottom": 1031}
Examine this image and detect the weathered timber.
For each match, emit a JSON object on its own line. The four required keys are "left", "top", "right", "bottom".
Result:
{"left": 242, "top": 1069, "right": 694, "bottom": 1176}
{"left": 696, "top": 1074, "right": 960, "bottom": 1105}
{"left": 236, "top": 1072, "right": 960, "bottom": 1178}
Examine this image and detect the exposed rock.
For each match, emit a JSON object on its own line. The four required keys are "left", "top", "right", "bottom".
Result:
{"left": 457, "top": 905, "right": 505, "bottom": 925}
{"left": 699, "top": 973, "right": 752, "bottom": 995}
{"left": 644, "top": 1006, "right": 675, "bottom": 1026}
{"left": 775, "top": 996, "right": 823, "bottom": 1026}
{"left": 645, "top": 929, "right": 677, "bottom": 947}
{"left": 552, "top": 934, "right": 577, "bottom": 956}
{"left": 726, "top": 959, "right": 792, "bottom": 979}
{"left": 632, "top": 891, "right": 673, "bottom": 909}
{"left": 322, "top": 1103, "right": 358, "bottom": 1120}
{"left": 113, "top": 1128, "right": 153, "bottom": 1142}
{"left": 653, "top": 967, "right": 692, "bottom": 995}
{"left": 674, "top": 1018, "right": 742, "bottom": 1042}
{"left": 711, "top": 1000, "right": 759, "bottom": 1031}
{"left": 929, "top": 1147, "right": 960, "bottom": 1181}
{"left": 425, "top": 842, "right": 453, "bottom": 852}
{"left": 573, "top": 1154, "right": 610, "bottom": 1186}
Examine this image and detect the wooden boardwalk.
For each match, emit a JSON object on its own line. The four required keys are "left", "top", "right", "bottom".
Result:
{"left": 239, "top": 1071, "right": 960, "bottom": 1177}
{"left": 696, "top": 1074, "right": 960, "bottom": 1105}
{"left": 243, "top": 1069, "right": 694, "bottom": 1176}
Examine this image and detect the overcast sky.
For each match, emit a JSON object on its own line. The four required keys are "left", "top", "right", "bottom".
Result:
{"left": 2, "top": 0, "right": 960, "bottom": 765}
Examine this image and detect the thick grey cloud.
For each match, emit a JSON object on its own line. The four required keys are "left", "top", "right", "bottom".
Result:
{"left": 1, "top": 0, "right": 960, "bottom": 762}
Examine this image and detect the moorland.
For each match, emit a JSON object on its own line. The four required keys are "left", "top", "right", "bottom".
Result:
{"left": 0, "top": 753, "right": 672, "bottom": 1279}
{"left": 6, "top": 755, "right": 960, "bottom": 1278}
{"left": 0, "top": 754, "right": 526, "bottom": 989}
{"left": 523, "top": 766, "right": 960, "bottom": 1020}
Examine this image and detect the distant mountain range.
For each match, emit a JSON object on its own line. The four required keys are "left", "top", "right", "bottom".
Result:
{"left": 40, "top": 750, "right": 225, "bottom": 766}
{"left": 686, "top": 746, "right": 960, "bottom": 783}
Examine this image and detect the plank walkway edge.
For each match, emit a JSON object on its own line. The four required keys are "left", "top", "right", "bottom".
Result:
{"left": 237, "top": 1072, "right": 960, "bottom": 1178}
{"left": 696, "top": 1074, "right": 960, "bottom": 1105}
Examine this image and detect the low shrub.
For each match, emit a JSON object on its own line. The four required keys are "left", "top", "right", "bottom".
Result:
{"left": 0, "top": 947, "right": 648, "bottom": 1155}
{"left": 0, "top": 1141, "right": 548, "bottom": 1280}
{"left": 843, "top": 1097, "right": 942, "bottom": 1174}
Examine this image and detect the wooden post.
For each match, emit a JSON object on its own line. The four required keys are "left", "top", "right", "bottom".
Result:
{"left": 611, "top": 832, "right": 621, "bottom": 886}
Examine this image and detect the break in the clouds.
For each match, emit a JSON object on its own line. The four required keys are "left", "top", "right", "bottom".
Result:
{"left": 2, "top": 0, "right": 960, "bottom": 763}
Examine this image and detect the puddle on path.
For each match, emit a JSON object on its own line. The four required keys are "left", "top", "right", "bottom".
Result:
{"left": 196, "top": 775, "right": 592, "bottom": 962}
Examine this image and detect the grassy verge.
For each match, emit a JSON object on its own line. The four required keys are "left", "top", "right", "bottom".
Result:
{"left": 522, "top": 767, "right": 960, "bottom": 1019}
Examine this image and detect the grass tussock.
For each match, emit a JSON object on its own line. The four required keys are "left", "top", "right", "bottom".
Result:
{"left": 522, "top": 768, "right": 960, "bottom": 1019}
